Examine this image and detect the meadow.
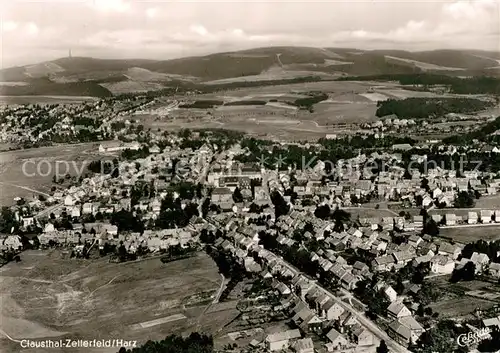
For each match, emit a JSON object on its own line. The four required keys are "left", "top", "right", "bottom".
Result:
{"left": 0, "top": 142, "right": 113, "bottom": 206}
{"left": 136, "top": 79, "right": 461, "bottom": 141}
{"left": 438, "top": 226, "right": 500, "bottom": 244}
{"left": 427, "top": 277, "right": 500, "bottom": 319}
{"left": 0, "top": 250, "right": 228, "bottom": 352}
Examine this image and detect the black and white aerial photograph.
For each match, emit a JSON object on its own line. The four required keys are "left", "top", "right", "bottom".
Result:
{"left": 0, "top": 0, "right": 500, "bottom": 352}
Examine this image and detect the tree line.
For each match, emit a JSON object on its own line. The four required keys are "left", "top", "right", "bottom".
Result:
{"left": 338, "top": 73, "right": 500, "bottom": 95}
{"left": 376, "top": 98, "right": 493, "bottom": 119}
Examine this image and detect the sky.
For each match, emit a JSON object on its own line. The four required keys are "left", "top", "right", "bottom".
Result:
{"left": 0, "top": 0, "right": 499, "bottom": 68}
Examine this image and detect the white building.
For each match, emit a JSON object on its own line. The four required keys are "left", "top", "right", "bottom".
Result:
{"left": 266, "top": 329, "right": 301, "bottom": 351}
{"left": 430, "top": 255, "right": 455, "bottom": 274}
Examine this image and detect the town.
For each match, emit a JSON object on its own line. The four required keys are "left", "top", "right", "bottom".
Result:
{"left": 2, "top": 92, "right": 500, "bottom": 353}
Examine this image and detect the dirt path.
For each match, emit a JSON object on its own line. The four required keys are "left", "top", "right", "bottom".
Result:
{"left": 0, "top": 181, "right": 51, "bottom": 197}
{"left": 0, "top": 328, "right": 21, "bottom": 343}
{"left": 195, "top": 273, "right": 226, "bottom": 330}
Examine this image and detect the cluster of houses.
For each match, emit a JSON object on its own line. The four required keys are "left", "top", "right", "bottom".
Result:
{"left": 0, "top": 97, "right": 156, "bottom": 146}
{"left": 212, "top": 220, "right": 428, "bottom": 350}
{"left": 209, "top": 215, "right": 404, "bottom": 350}
{"left": 359, "top": 209, "right": 500, "bottom": 229}
{"left": 37, "top": 224, "right": 197, "bottom": 254}
{"left": 355, "top": 111, "right": 495, "bottom": 138}
{"left": 204, "top": 144, "right": 500, "bottom": 216}
{"left": 6, "top": 115, "right": 500, "bottom": 352}
{"left": 1, "top": 142, "right": 219, "bottom": 253}
{"left": 206, "top": 198, "right": 500, "bottom": 349}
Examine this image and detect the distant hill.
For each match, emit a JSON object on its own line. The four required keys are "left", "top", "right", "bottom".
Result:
{"left": 0, "top": 78, "right": 112, "bottom": 98}
{"left": 1, "top": 46, "right": 499, "bottom": 96}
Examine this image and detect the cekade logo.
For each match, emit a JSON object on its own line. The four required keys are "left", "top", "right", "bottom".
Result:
{"left": 457, "top": 327, "right": 491, "bottom": 347}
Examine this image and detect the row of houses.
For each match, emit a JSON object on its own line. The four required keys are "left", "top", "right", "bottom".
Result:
{"left": 212, "top": 224, "right": 383, "bottom": 351}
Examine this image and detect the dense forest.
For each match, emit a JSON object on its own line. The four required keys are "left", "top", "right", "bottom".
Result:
{"left": 375, "top": 97, "right": 494, "bottom": 119}
{"left": 224, "top": 100, "right": 267, "bottom": 106}
{"left": 338, "top": 73, "right": 500, "bottom": 95}
{"left": 290, "top": 93, "right": 329, "bottom": 110}
{"left": 178, "top": 100, "right": 224, "bottom": 109}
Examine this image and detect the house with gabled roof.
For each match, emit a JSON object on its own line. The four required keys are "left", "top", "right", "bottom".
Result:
{"left": 321, "top": 299, "right": 345, "bottom": 321}
{"left": 292, "top": 307, "right": 322, "bottom": 333}
{"left": 265, "top": 329, "right": 301, "bottom": 351}
{"left": 382, "top": 285, "right": 398, "bottom": 302}
{"left": 481, "top": 210, "right": 494, "bottom": 223}
{"left": 338, "top": 311, "right": 358, "bottom": 329}
{"left": 489, "top": 262, "right": 500, "bottom": 278}
{"left": 325, "top": 328, "right": 349, "bottom": 351}
{"left": 371, "top": 255, "right": 395, "bottom": 272}
{"left": 438, "top": 242, "right": 461, "bottom": 259}
{"left": 393, "top": 251, "right": 416, "bottom": 267}
{"left": 347, "top": 227, "right": 363, "bottom": 238}
{"left": 272, "top": 281, "right": 291, "bottom": 296}
{"left": 468, "top": 211, "right": 479, "bottom": 224}
{"left": 410, "top": 212, "right": 423, "bottom": 225}
{"left": 336, "top": 255, "right": 348, "bottom": 265}
{"left": 340, "top": 272, "right": 358, "bottom": 290}
{"left": 352, "top": 261, "right": 370, "bottom": 276}
{"left": 388, "top": 316, "right": 424, "bottom": 346}
{"left": 430, "top": 254, "right": 455, "bottom": 274}
{"left": 352, "top": 324, "right": 375, "bottom": 346}
{"left": 470, "top": 252, "right": 490, "bottom": 273}
{"left": 445, "top": 213, "right": 457, "bottom": 226}
{"left": 412, "top": 251, "right": 435, "bottom": 267}
{"left": 294, "top": 276, "right": 315, "bottom": 299}
{"left": 408, "top": 235, "right": 422, "bottom": 248}
{"left": 387, "top": 302, "right": 412, "bottom": 319}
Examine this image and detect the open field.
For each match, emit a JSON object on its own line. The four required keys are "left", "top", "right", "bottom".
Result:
{"left": 384, "top": 56, "right": 466, "bottom": 72}
{"left": 0, "top": 142, "right": 114, "bottom": 206}
{"left": 101, "top": 80, "right": 167, "bottom": 95}
{"left": 0, "top": 250, "right": 230, "bottom": 352}
{"left": 134, "top": 79, "right": 470, "bottom": 141}
{"left": 476, "top": 194, "right": 500, "bottom": 209}
{"left": 429, "top": 296, "right": 496, "bottom": 319}
{"left": 427, "top": 277, "right": 500, "bottom": 319}
{"left": 202, "top": 67, "right": 338, "bottom": 85}
{"left": 358, "top": 92, "right": 390, "bottom": 102}
{"left": 438, "top": 225, "right": 500, "bottom": 244}
{"left": 311, "top": 101, "right": 376, "bottom": 125}
{"left": 345, "top": 208, "right": 397, "bottom": 219}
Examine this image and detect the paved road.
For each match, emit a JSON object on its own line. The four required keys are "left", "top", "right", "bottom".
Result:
{"left": 34, "top": 202, "right": 63, "bottom": 220}
{"left": 318, "top": 285, "right": 410, "bottom": 353}
{"left": 441, "top": 223, "right": 500, "bottom": 229}
{"left": 267, "top": 252, "right": 411, "bottom": 353}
